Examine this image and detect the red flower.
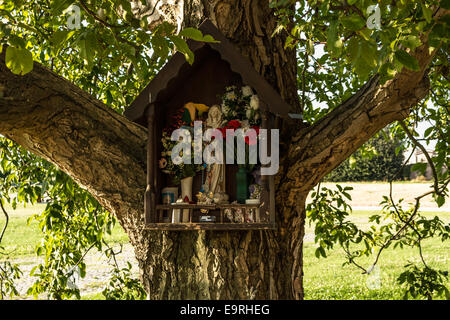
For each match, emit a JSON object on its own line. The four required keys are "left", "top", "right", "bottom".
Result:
{"left": 227, "top": 120, "right": 241, "bottom": 129}
{"left": 251, "top": 126, "right": 260, "bottom": 135}
{"left": 245, "top": 130, "right": 258, "bottom": 146}
{"left": 219, "top": 127, "right": 229, "bottom": 138}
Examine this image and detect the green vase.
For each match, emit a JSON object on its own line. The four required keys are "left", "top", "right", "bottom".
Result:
{"left": 236, "top": 167, "right": 248, "bottom": 204}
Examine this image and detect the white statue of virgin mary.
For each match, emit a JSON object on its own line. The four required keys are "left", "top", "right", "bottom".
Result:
{"left": 205, "top": 105, "right": 228, "bottom": 204}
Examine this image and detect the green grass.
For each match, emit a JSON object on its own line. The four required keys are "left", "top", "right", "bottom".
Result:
{"left": 80, "top": 292, "right": 106, "bottom": 300}
{"left": 1, "top": 204, "right": 449, "bottom": 300}
{"left": 304, "top": 211, "right": 450, "bottom": 300}
{"left": 0, "top": 203, "right": 46, "bottom": 258}
{"left": 0, "top": 203, "right": 129, "bottom": 259}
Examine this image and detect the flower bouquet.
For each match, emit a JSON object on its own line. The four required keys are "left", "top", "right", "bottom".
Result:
{"left": 221, "top": 86, "right": 261, "bottom": 126}
{"left": 159, "top": 107, "right": 204, "bottom": 185}
{"left": 219, "top": 86, "right": 262, "bottom": 203}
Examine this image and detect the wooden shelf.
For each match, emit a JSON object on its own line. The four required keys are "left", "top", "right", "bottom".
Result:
{"left": 156, "top": 203, "right": 261, "bottom": 210}
{"left": 146, "top": 203, "right": 273, "bottom": 230}
{"left": 144, "top": 222, "right": 276, "bottom": 231}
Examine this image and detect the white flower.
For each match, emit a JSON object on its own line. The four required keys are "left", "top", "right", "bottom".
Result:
{"left": 246, "top": 109, "right": 252, "bottom": 120}
{"left": 222, "top": 104, "right": 231, "bottom": 114}
{"left": 250, "top": 95, "right": 259, "bottom": 110}
{"left": 242, "top": 86, "right": 253, "bottom": 96}
{"left": 226, "top": 92, "right": 236, "bottom": 100}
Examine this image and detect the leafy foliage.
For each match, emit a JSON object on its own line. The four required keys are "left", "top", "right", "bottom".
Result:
{"left": 325, "top": 129, "right": 406, "bottom": 182}
{"left": 271, "top": 0, "right": 449, "bottom": 299}
{"left": 398, "top": 264, "right": 450, "bottom": 300}
{"left": 0, "top": 0, "right": 448, "bottom": 300}
{"left": 0, "top": 254, "right": 22, "bottom": 299}
{"left": 308, "top": 183, "right": 450, "bottom": 300}
{"left": 101, "top": 262, "right": 146, "bottom": 300}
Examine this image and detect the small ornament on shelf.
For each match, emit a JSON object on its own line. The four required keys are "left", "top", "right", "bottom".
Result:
{"left": 162, "top": 187, "right": 178, "bottom": 205}
{"left": 171, "top": 197, "right": 184, "bottom": 223}
{"left": 249, "top": 184, "right": 261, "bottom": 200}
{"left": 199, "top": 216, "right": 216, "bottom": 223}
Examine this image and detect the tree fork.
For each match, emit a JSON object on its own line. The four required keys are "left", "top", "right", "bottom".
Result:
{"left": 0, "top": 2, "right": 444, "bottom": 300}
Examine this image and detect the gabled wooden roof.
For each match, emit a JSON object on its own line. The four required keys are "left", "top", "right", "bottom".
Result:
{"left": 124, "top": 19, "right": 292, "bottom": 123}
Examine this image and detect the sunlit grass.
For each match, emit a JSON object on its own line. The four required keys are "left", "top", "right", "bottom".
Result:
{"left": 1, "top": 203, "right": 448, "bottom": 300}
{"left": 0, "top": 203, "right": 129, "bottom": 259}
{"left": 304, "top": 210, "right": 450, "bottom": 300}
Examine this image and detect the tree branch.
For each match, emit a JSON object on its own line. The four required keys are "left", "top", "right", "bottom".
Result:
{"left": 399, "top": 120, "right": 441, "bottom": 196}
{"left": 0, "top": 49, "right": 147, "bottom": 228}
{"left": 0, "top": 200, "right": 9, "bottom": 245}
{"left": 280, "top": 8, "right": 449, "bottom": 207}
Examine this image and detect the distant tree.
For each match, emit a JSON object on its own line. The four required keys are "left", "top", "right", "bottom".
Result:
{"left": 325, "top": 129, "right": 405, "bottom": 182}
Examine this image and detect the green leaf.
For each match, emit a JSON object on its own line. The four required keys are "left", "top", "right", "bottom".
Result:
{"left": 394, "top": 50, "right": 420, "bottom": 71}
{"left": 411, "top": 162, "right": 427, "bottom": 174}
{"left": 51, "top": 0, "right": 73, "bottom": 15}
{"left": 421, "top": 2, "right": 432, "bottom": 24}
{"left": 327, "top": 20, "right": 339, "bottom": 54}
{"left": 352, "top": 40, "right": 377, "bottom": 79}
{"left": 341, "top": 15, "right": 366, "bottom": 31}
{"left": 203, "top": 35, "right": 219, "bottom": 43}
{"left": 179, "top": 27, "right": 203, "bottom": 41}
{"left": 360, "top": 41, "right": 378, "bottom": 68}
{"left": 169, "top": 35, "right": 194, "bottom": 65}
{"left": 347, "top": 37, "right": 360, "bottom": 63}
{"left": 358, "top": 28, "right": 373, "bottom": 42}
{"left": 436, "top": 195, "right": 445, "bottom": 208}
{"left": 179, "top": 27, "right": 219, "bottom": 43}
{"left": 424, "top": 127, "right": 433, "bottom": 138}
{"left": 51, "top": 30, "right": 73, "bottom": 54}
{"left": 445, "top": 288, "right": 450, "bottom": 300}
{"left": 379, "top": 62, "right": 396, "bottom": 84}
{"left": 401, "top": 36, "right": 422, "bottom": 51}
{"left": 78, "top": 32, "right": 98, "bottom": 69}
{"left": 5, "top": 46, "right": 33, "bottom": 75}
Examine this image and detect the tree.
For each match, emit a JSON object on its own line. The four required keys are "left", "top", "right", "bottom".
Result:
{"left": 325, "top": 129, "right": 406, "bottom": 182}
{"left": 0, "top": 1, "right": 449, "bottom": 299}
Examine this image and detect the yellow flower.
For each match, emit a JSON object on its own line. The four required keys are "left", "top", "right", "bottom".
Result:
{"left": 159, "top": 158, "right": 168, "bottom": 169}
{"left": 194, "top": 103, "right": 210, "bottom": 116}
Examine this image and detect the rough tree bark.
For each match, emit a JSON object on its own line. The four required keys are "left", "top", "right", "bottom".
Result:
{"left": 0, "top": 1, "right": 443, "bottom": 299}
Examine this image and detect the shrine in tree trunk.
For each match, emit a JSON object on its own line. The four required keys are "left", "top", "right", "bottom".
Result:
{"left": 124, "top": 20, "right": 293, "bottom": 230}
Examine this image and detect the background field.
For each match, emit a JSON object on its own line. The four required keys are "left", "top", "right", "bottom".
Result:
{"left": 1, "top": 182, "right": 449, "bottom": 300}
{"left": 309, "top": 181, "right": 450, "bottom": 210}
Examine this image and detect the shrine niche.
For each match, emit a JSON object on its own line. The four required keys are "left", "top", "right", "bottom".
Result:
{"left": 124, "top": 20, "right": 292, "bottom": 230}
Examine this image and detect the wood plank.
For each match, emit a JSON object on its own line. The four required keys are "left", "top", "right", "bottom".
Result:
{"left": 143, "top": 222, "right": 276, "bottom": 231}
{"left": 144, "top": 105, "right": 156, "bottom": 224}
{"left": 156, "top": 203, "right": 261, "bottom": 210}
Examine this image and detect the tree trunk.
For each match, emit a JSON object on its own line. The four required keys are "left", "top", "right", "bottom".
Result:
{"left": 0, "top": 1, "right": 443, "bottom": 300}
{"left": 140, "top": 0, "right": 305, "bottom": 299}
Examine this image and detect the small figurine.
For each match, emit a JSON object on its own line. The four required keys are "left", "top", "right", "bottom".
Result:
{"left": 249, "top": 184, "right": 261, "bottom": 200}
{"left": 205, "top": 105, "right": 229, "bottom": 204}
